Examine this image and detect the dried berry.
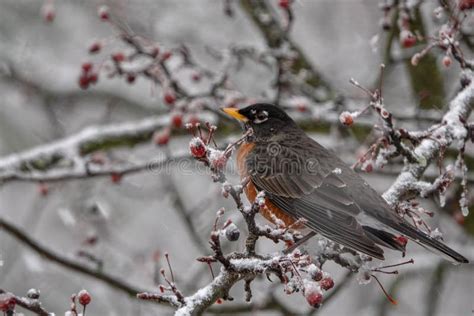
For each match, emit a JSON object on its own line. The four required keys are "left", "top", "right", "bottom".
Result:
{"left": 126, "top": 74, "right": 136, "bottom": 84}
{"left": 225, "top": 223, "right": 240, "bottom": 241}
{"left": 171, "top": 114, "right": 183, "bottom": 129}
{"left": 41, "top": 3, "right": 55, "bottom": 23}
{"left": 153, "top": 129, "right": 170, "bottom": 146}
{"left": 164, "top": 91, "right": 176, "bottom": 105}
{"left": 112, "top": 52, "right": 126, "bottom": 63}
{"left": 98, "top": 5, "right": 109, "bottom": 21}
{"left": 442, "top": 56, "right": 452, "bottom": 68}
{"left": 78, "top": 75, "right": 89, "bottom": 90}
{"left": 82, "top": 62, "right": 93, "bottom": 73}
{"left": 110, "top": 172, "right": 122, "bottom": 184}
{"left": 89, "top": 42, "right": 102, "bottom": 54}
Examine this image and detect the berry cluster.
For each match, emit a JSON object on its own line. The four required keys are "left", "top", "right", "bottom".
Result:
{"left": 78, "top": 62, "right": 99, "bottom": 90}
{"left": 188, "top": 122, "right": 231, "bottom": 174}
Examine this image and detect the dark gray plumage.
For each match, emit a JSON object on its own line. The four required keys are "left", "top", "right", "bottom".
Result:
{"left": 237, "top": 103, "right": 468, "bottom": 263}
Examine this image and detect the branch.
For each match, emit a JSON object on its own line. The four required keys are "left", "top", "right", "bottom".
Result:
{"left": 0, "top": 289, "right": 52, "bottom": 316}
{"left": 239, "top": 0, "right": 334, "bottom": 102}
{"left": 0, "top": 115, "right": 171, "bottom": 183}
{"left": 383, "top": 71, "right": 474, "bottom": 205}
{"left": 0, "top": 217, "right": 160, "bottom": 301}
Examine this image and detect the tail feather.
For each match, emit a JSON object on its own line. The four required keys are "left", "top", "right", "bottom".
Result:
{"left": 395, "top": 222, "right": 468, "bottom": 264}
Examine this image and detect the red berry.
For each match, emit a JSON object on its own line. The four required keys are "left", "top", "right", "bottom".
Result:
{"left": 304, "top": 286, "right": 323, "bottom": 308}
{"left": 442, "top": 56, "right": 452, "bottom": 68}
{"left": 171, "top": 114, "right": 183, "bottom": 128}
{"left": 400, "top": 30, "right": 417, "bottom": 48}
{"left": 82, "top": 62, "right": 93, "bottom": 73}
{"left": 98, "top": 5, "right": 109, "bottom": 21}
{"left": 339, "top": 111, "right": 353, "bottom": 126}
{"left": 89, "top": 42, "right": 102, "bottom": 54}
{"left": 82, "top": 234, "right": 98, "bottom": 246}
{"left": 78, "top": 290, "right": 91, "bottom": 306}
{"left": 41, "top": 3, "right": 55, "bottom": 23}
{"left": 279, "top": 0, "right": 291, "bottom": 9}
{"left": 164, "top": 91, "right": 176, "bottom": 105}
{"left": 126, "top": 74, "right": 136, "bottom": 84}
{"left": 453, "top": 210, "right": 465, "bottom": 225}
{"left": 459, "top": 0, "right": 474, "bottom": 10}
{"left": 44, "top": 10, "right": 55, "bottom": 23}
{"left": 38, "top": 182, "right": 49, "bottom": 196}
{"left": 312, "top": 270, "right": 323, "bottom": 282}
{"left": 191, "top": 72, "right": 201, "bottom": 82}
{"left": 161, "top": 51, "right": 172, "bottom": 61}
{"left": 215, "top": 298, "right": 223, "bottom": 304}
{"left": 153, "top": 129, "right": 170, "bottom": 146}
{"left": 78, "top": 75, "right": 89, "bottom": 90}
{"left": 297, "top": 103, "right": 307, "bottom": 112}
{"left": 320, "top": 277, "right": 334, "bottom": 291}
{"left": 0, "top": 293, "right": 15, "bottom": 312}
{"left": 364, "top": 163, "right": 373, "bottom": 173}
{"left": 189, "top": 138, "right": 207, "bottom": 158}
{"left": 112, "top": 52, "right": 126, "bottom": 63}
{"left": 110, "top": 172, "right": 122, "bottom": 184}
{"left": 88, "top": 73, "right": 98, "bottom": 84}
{"left": 395, "top": 235, "right": 408, "bottom": 246}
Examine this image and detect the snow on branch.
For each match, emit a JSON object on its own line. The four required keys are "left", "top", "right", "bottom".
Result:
{"left": 0, "top": 289, "right": 51, "bottom": 316}
{"left": 383, "top": 70, "right": 474, "bottom": 206}
{"left": 0, "top": 115, "right": 172, "bottom": 183}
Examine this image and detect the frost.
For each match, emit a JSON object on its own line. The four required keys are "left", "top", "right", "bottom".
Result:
{"left": 189, "top": 137, "right": 205, "bottom": 147}
{"left": 430, "top": 228, "right": 443, "bottom": 241}
{"left": 230, "top": 258, "right": 269, "bottom": 270}
{"left": 256, "top": 191, "right": 266, "bottom": 207}
{"left": 356, "top": 266, "right": 372, "bottom": 285}
{"left": 207, "top": 148, "right": 227, "bottom": 167}
{"left": 332, "top": 168, "right": 342, "bottom": 175}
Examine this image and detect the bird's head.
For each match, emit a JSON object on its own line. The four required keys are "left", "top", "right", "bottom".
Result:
{"left": 222, "top": 103, "right": 298, "bottom": 139}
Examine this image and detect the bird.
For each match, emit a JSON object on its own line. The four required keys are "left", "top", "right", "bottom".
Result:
{"left": 222, "top": 103, "right": 468, "bottom": 263}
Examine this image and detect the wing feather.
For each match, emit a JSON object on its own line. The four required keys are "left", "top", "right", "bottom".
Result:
{"left": 247, "top": 139, "right": 385, "bottom": 259}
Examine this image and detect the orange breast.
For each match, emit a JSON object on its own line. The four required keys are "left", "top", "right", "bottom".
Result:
{"left": 236, "top": 142, "right": 298, "bottom": 227}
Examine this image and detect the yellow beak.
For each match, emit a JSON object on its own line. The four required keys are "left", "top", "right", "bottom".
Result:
{"left": 221, "top": 107, "right": 248, "bottom": 122}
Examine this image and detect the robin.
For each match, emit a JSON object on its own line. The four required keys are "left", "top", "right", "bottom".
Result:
{"left": 222, "top": 103, "right": 468, "bottom": 263}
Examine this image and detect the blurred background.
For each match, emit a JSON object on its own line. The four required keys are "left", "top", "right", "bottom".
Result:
{"left": 0, "top": 0, "right": 473, "bottom": 315}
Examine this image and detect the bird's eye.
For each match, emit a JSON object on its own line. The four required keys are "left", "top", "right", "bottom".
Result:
{"left": 254, "top": 111, "right": 268, "bottom": 124}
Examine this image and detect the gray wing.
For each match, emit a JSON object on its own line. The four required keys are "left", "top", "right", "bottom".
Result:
{"left": 247, "top": 138, "right": 385, "bottom": 259}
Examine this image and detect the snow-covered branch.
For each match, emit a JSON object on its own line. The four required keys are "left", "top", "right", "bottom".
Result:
{"left": 0, "top": 115, "right": 171, "bottom": 183}
{"left": 0, "top": 289, "right": 51, "bottom": 316}
{"left": 383, "top": 71, "right": 474, "bottom": 205}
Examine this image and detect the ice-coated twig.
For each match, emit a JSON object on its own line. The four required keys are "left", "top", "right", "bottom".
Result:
{"left": 383, "top": 71, "right": 474, "bottom": 205}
